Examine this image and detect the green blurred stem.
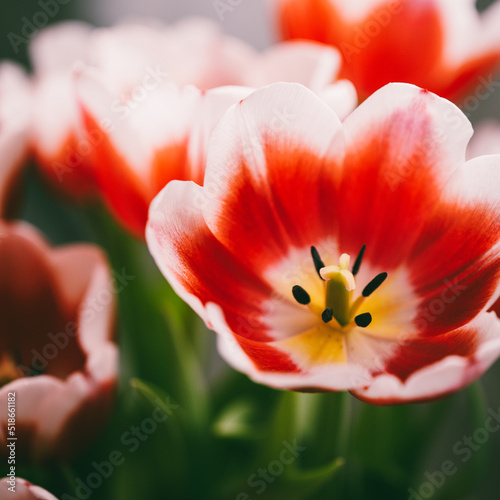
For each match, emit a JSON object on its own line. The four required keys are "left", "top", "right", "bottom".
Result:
{"left": 466, "top": 382, "right": 488, "bottom": 479}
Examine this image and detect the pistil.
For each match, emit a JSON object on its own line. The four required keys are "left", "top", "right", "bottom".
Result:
{"left": 291, "top": 246, "right": 387, "bottom": 331}
{"left": 320, "top": 253, "right": 355, "bottom": 326}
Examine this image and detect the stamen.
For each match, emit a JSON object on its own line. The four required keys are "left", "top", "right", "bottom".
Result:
{"left": 362, "top": 272, "right": 387, "bottom": 297}
{"left": 352, "top": 244, "right": 366, "bottom": 276}
{"left": 355, "top": 312, "right": 372, "bottom": 328}
{"left": 292, "top": 285, "right": 311, "bottom": 305}
{"left": 311, "top": 246, "right": 325, "bottom": 281}
{"left": 322, "top": 308, "right": 334, "bottom": 323}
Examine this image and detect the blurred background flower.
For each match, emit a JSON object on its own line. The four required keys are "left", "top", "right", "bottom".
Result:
{"left": 0, "top": 477, "right": 59, "bottom": 499}
{"left": 275, "top": 0, "right": 500, "bottom": 103}
{"left": 0, "top": 221, "right": 118, "bottom": 463}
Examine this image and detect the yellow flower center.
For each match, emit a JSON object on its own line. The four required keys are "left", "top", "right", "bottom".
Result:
{"left": 291, "top": 245, "right": 387, "bottom": 331}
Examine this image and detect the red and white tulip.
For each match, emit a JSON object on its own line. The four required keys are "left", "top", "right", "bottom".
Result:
{"left": 0, "top": 222, "right": 118, "bottom": 462}
{"left": 147, "top": 82, "right": 500, "bottom": 404}
{"left": 275, "top": 0, "right": 500, "bottom": 102}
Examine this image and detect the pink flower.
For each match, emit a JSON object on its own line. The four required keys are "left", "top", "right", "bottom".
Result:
{"left": 0, "top": 63, "right": 32, "bottom": 219}
{"left": 76, "top": 19, "right": 356, "bottom": 237}
{"left": 0, "top": 477, "right": 58, "bottom": 500}
{"left": 0, "top": 222, "right": 118, "bottom": 462}
{"left": 275, "top": 0, "right": 500, "bottom": 102}
{"left": 147, "top": 82, "right": 500, "bottom": 405}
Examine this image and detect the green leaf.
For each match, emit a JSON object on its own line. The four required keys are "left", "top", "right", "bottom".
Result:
{"left": 130, "top": 378, "right": 181, "bottom": 418}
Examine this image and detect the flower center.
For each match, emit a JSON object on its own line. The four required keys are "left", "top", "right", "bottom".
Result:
{"left": 291, "top": 245, "right": 387, "bottom": 330}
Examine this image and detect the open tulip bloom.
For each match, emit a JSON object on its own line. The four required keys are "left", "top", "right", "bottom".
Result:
{"left": 147, "top": 82, "right": 500, "bottom": 405}
{"left": 275, "top": 0, "right": 500, "bottom": 102}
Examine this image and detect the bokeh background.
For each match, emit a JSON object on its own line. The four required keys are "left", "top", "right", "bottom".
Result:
{"left": 2, "top": 1, "right": 500, "bottom": 499}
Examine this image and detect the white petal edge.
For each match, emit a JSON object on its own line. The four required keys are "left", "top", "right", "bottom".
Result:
{"left": 353, "top": 311, "right": 500, "bottom": 404}
{"left": 341, "top": 82, "right": 473, "bottom": 186}
{"left": 202, "top": 82, "right": 345, "bottom": 236}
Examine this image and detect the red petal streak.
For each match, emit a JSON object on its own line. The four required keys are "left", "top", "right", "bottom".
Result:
{"left": 410, "top": 202, "right": 500, "bottom": 335}
{"left": 337, "top": 105, "right": 444, "bottom": 269}
{"left": 264, "top": 140, "right": 340, "bottom": 248}
{"left": 211, "top": 143, "right": 340, "bottom": 274}
{"left": 35, "top": 132, "right": 97, "bottom": 202}
{"left": 235, "top": 335, "right": 301, "bottom": 373}
{"left": 151, "top": 139, "right": 198, "bottom": 193}
{"left": 385, "top": 324, "right": 478, "bottom": 382}
{"left": 83, "top": 112, "right": 150, "bottom": 238}
{"left": 279, "top": 0, "right": 341, "bottom": 44}
{"left": 337, "top": 2, "right": 444, "bottom": 100}
{"left": 440, "top": 52, "right": 500, "bottom": 104}
{"left": 279, "top": 0, "right": 445, "bottom": 100}
{"left": 152, "top": 206, "right": 276, "bottom": 342}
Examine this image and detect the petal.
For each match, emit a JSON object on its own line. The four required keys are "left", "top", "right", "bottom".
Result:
{"left": 353, "top": 311, "right": 500, "bottom": 404}
{"left": 75, "top": 245, "right": 116, "bottom": 355}
{"left": 0, "top": 222, "right": 117, "bottom": 461}
{"left": 79, "top": 69, "right": 251, "bottom": 237}
{"left": 408, "top": 154, "right": 500, "bottom": 334}
{"left": 147, "top": 181, "right": 276, "bottom": 342}
{"left": 335, "top": 83, "right": 473, "bottom": 269}
{"left": 0, "top": 223, "right": 71, "bottom": 359}
{"left": 202, "top": 82, "right": 344, "bottom": 272}
{"left": 29, "top": 21, "right": 93, "bottom": 73}
{"left": 50, "top": 245, "right": 108, "bottom": 313}
{"left": 213, "top": 303, "right": 372, "bottom": 390}
{"left": 0, "top": 63, "right": 32, "bottom": 217}
{"left": 250, "top": 41, "right": 342, "bottom": 92}
{"left": 279, "top": 0, "right": 445, "bottom": 99}
{"left": 277, "top": 0, "right": 500, "bottom": 101}
{"left": 32, "top": 70, "right": 97, "bottom": 200}
{"left": 173, "top": 85, "right": 254, "bottom": 189}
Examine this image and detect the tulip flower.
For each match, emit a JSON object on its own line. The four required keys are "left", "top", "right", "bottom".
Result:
{"left": 0, "top": 222, "right": 118, "bottom": 462}
{"left": 0, "top": 478, "right": 58, "bottom": 500}
{"left": 0, "top": 63, "right": 32, "bottom": 219}
{"left": 77, "top": 19, "right": 356, "bottom": 238}
{"left": 275, "top": 0, "right": 500, "bottom": 102}
{"left": 147, "top": 82, "right": 500, "bottom": 405}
